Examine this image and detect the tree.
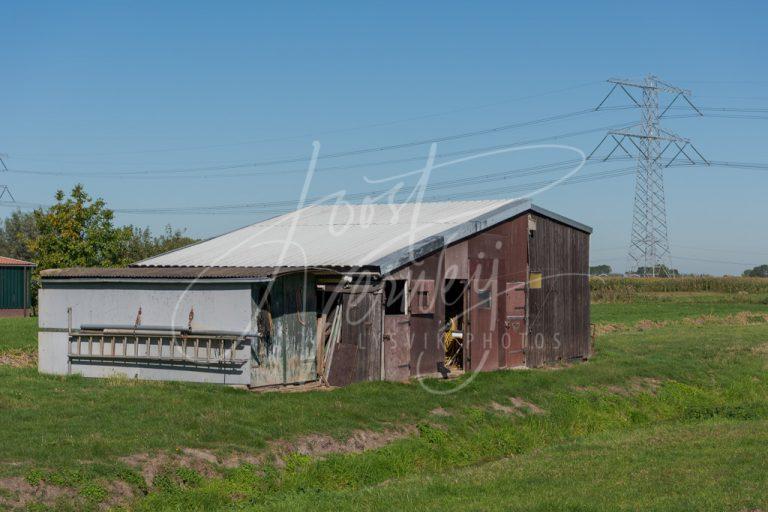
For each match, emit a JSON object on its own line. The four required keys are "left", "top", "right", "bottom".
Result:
{"left": 124, "top": 224, "right": 198, "bottom": 262}
{"left": 29, "top": 184, "right": 132, "bottom": 271}
{"left": 589, "top": 264, "right": 612, "bottom": 275}
{"left": 632, "top": 265, "right": 680, "bottom": 277}
{"left": 743, "top": 265, "right": 768, "bottom": 278}
{"left": 0, "top": 210, "right": 38, "bottom": 261}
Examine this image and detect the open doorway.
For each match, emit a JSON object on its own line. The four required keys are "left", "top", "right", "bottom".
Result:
{"left": 443, "top": 279, "right": 467, "bottom": 370}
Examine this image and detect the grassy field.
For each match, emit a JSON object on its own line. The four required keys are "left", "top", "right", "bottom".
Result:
{"left": 0, "top": 317, "right": 38, "bottom": 353}
{"left": 0, "top": 286, "right": 766, "bottom": 510}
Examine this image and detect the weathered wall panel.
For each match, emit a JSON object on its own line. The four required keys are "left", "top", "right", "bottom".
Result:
{"left": 526, "top": 214, "right": 590, "bottom": 366}
{"left": 328, "top": 289, "right": 382, "bottom": 385}
{"left": 252, "top": 273, "right": 318, "bottom": 387}
{"left": 383, "top": 315, "right": 411, "bottom": 380}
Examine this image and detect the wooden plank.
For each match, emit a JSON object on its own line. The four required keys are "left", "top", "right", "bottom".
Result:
{"left": 322, "top": 304, "right": 342, "bottom": 383}
{"left": 326, "top": 342, "right": 357, "bottom": 387}
{"left": 316, "top": 314, "right": 326, "bottom": 377}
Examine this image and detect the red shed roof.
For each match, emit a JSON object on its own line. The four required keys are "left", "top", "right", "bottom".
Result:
{"left": 0, "top": 256, "right": 35, "bottom": 267}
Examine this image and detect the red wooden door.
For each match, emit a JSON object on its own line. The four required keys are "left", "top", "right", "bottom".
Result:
{"left": 467, "top": 273, "right": 498, "bottom": 372}
{"left": 466, "top": 233, "right": 504, "bottom": 372}
{"left": 503, "top": 281, "right": 526, "bottom": 367}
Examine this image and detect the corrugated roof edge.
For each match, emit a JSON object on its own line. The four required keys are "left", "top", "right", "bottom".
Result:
{"left": 0, "top": 256, "right": 35, "bottom": 266}
{"left": 40, "top": 265, "right": 367, "bottom": 282}
{"left": 373, "top": 200, "right": 591, "bottom": 275}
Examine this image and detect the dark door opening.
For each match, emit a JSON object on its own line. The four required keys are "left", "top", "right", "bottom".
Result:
{"left": 443, "top": 279, "right": 467, "bottom": 370}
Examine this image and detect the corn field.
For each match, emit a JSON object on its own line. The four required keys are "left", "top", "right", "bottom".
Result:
{"left": 590, "top": 276, "right": 768, "bottom": 303}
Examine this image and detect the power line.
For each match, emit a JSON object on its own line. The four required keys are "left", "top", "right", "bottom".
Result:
{"left": 6, "top": 103, "right": 766, "bottom": 179}
{"left": 4, "top": 157, "right": 767, "bottom": 216}
{"left": 11, "top": 81, "right": 604, "bottom": 158}
{"left": 5, "top": 121, "right": 636, "bottom": 179}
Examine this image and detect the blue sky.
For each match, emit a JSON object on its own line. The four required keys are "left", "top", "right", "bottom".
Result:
{"left": 2, "top": 1, "right": 767, "bottom": 275}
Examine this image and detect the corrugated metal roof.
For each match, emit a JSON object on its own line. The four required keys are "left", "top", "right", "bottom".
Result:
{"left": 134, "top": 199, "right": 591, "bottom": 273}
{"left": 0, "top": 256, "right": 35, "bottom": 267}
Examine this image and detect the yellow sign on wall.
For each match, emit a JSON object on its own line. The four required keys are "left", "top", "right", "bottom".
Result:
{"left": 529, "top": 272, "right": 543, "bottom": 289}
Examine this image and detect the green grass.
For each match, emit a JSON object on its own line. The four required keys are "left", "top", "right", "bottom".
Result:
{"left": 0, "top": 292, "right": 767, "bottom": 510}
{"left": 591, "top": 299, "right": 768, "bottom": 324}
{"left": 0, "top": 316, "right": 38, "bottom": 352}
{"left": 258, "top": 420, "right": 768, "bottom": 512}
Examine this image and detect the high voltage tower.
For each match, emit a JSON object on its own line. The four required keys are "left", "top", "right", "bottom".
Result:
{"left": 589, "top": 74, "right": 708, "bottom": 277}
{"left": 0, "top": 154, "right": 14, "bottom": 202}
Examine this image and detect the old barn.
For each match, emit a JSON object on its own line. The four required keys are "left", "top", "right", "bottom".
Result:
{"left": 38, "top": 199, "right": 591, "bottom": 387}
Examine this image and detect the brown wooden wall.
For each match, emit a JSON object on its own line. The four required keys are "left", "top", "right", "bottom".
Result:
{"left": 389, "top": 256, "right": 445, "bottom": 377}
{"left": 525, "top": 213, "right": 591, "bottom": 367}
{"left": 384, "top": 209, "right": 590, "bottom": 375}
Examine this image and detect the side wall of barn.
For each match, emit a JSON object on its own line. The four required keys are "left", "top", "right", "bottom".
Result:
{"left": 525, "top": 213, "right": 591, "bottom": 366}
{"left": 381, "top": 210, "right": 590, "bottom": 376}
{"left": 38, "top": 281, "right": 254, "bottom": 385}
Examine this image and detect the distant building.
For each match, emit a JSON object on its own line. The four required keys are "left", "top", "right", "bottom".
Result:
{"left": 38, "top": 199, "right": 591, "bottom": 387}
{"left": 0, "top": 257, "right": 35, "bottom": 317}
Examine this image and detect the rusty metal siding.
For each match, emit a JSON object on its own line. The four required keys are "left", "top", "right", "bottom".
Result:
{"left": 277, "top": 273, "right": 318, "bottom": 383}
{"left": 251, "top": 273, "right": 317, "bottom": 386}
{"left": 526, "top": 214, "right": 590, "bottom": 367}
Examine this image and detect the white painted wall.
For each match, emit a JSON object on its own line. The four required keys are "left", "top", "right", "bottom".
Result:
{"left": 38, "top": 280, "right": 254, "bottom": 385}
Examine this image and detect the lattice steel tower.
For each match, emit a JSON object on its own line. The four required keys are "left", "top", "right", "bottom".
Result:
{"left": 590, "top": 74, "right": 708, "bottom": 276}
{"left": 0, "top": 155, "right": 13, "bottom": 202}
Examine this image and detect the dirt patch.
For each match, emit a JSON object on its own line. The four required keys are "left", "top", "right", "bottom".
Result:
{"left": 596, "top": 311, "right": 768, "bottom": 338}
{"left": 751, "top": 342, "right": 768, "bottom": 355}
{"left": 509, "top": 397, "right": 546, "bottom": 415}
{"left": 0, "top": 476, "right": 78, "bottom": 510}
{"left": 573, "top": 377, "right": 662, "bottom": 397}
{"left": 181, "top": 447, "right": 220, "bottom": 465}
{"left": 490, "top": 401, "right": 523, "bottom": 416}
{"left": 631, "top": 377, "right": 662, "bottom": 394}
{"left": 0, "top": 350, "right": 37, "bottom": 368}
{"left": 120, "top": 449, "right": 220, "bottom": 488}
{"left": 489, "top": 397, "right": 546, "bottom": 416}
{"left": 269, "top": 426, "right": 417, "bottom": 466}
{"left": 430, "top": 407, "right": 451, "bottom": 416}
{"left": 683, "top": 311, "right": 768, "bottom": 327}
{"left": 593, "top": 320, "right": 667, "bottom": 336}
{"left": 593, "top": 323, "right": 625, "bottom": 336}
{"left": 635, "top": 319, "right": 668, "bottom": 331}
{"left": 120, "top": 425, "right": 417, "bottom": 481}
{"left": 101, "top": 479, "right": 136, "bottom": 510}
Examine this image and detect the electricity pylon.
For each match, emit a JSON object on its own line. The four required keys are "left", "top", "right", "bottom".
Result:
{"left": 589, "top": 74, "right": 708, "bottom": 277}
{"left": 0, "top": 154, "right": 13, "bottom": 202}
